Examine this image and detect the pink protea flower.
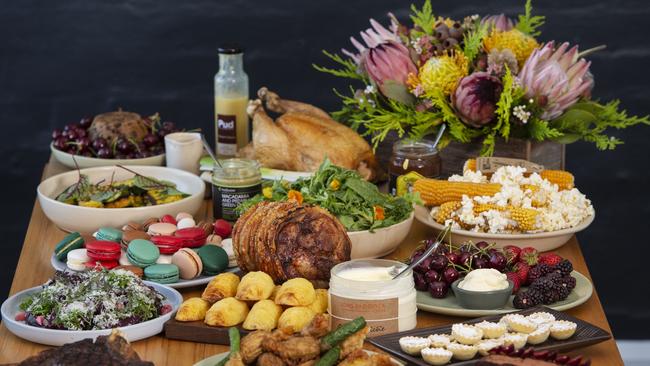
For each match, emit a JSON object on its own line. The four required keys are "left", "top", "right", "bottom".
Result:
{"left": 453, "top": 72, "right": 503, "bottom": 127}
{"left": 482, "top": 14, "right": 515, "bottom": 32}
{"left": 342, "top": 17, "right": 401, "bottom": 64}
{"left": 519, "top": 42, "right": 592, "bottom": 120}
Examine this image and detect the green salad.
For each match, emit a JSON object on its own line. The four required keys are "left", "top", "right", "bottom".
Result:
{"left": 238, "top": 159, "right": 420, "bottom": 231}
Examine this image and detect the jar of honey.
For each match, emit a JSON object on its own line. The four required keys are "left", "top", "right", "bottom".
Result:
{"left": 388, "top": 139, "right": 441, "bottom": 195}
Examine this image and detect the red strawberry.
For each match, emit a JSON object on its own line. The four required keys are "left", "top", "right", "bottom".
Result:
{"left": 512, "top": 261, "right": 530, "bottom": 284}
{"left": 538, "top": 253, "right": 563, "bottom": 266}
{"left": 521, "top": 247, "right": 539, "bottom": 266}
{"left": 506, "top": 272, "right": 521, "bottom": 293}
{"left": 503, "top": 245, "right": 521, "bottom": 263}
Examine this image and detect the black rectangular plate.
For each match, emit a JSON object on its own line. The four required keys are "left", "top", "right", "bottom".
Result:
{"left": 368, "top": 306, "right": 611, "bottom": 366}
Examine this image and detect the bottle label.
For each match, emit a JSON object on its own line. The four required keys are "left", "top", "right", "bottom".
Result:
{"left": 217, "top": 114, "right": 237, "bottom": 156}
{"left": 475, "top": 157, "right": 544, "bottom": 173}
{"left": 212, "top": 183, "right": 261, "bottom": 221}
{"left": 330, "top": 294, "right": 399, "bottom": 337}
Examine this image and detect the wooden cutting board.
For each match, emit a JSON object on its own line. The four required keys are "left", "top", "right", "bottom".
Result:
{"left": 164, "top": 319, "right": 250, "bottom": 345}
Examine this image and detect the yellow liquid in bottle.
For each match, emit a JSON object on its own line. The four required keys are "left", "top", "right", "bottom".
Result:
{"left": 215, "top": 95, "right": 249, "bottom": 157}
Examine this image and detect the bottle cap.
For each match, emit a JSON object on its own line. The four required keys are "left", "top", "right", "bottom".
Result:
{"left": 218, "top": 44, "right": 243, "bottom": 54}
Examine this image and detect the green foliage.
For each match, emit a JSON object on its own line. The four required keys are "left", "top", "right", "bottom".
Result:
{"left": 410, "top": 0, "right": 435, "bottom": 36}
{"left": 312, "top": 50, "right": 368, "bottom": 82}
{"left": 463, "top": 21, "right": 488, "bottom": 63}
{"left": 527, "top": 117, "right": 563, "bottom": 141}
{"left": 516, "top": 0, "right": 545, "bottom": 37}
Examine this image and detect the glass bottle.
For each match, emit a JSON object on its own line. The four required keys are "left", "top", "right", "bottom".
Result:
{"left": 388, "top": 139, "right": 442, "bottom": 195}
{"left": 214, "top": 45, "right": 249, "bottom": 157}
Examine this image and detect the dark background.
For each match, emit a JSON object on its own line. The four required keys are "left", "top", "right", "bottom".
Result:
{"left": 1, "top": 0, "right": 648, "bottom": 338}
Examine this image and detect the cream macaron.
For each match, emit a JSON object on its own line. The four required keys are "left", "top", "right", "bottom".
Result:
{"left": 172, "top": 248, "right": 203, "bottom": 280}
{"left": 67, "top": 249, "right": 90, "bottom": 271}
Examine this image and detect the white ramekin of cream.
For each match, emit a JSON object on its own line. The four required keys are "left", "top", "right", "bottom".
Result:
{"left": 329, "top": 259, "right": 417, "bottom": 337}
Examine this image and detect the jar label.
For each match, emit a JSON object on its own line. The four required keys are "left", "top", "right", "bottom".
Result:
{"left": 213, "top": 183, "right": 261, "bottom": 221}
{"left": 216, "top": 114, "right": 237, "bottom": 156}
{"left": 475, "top": 157, "right": 543, "bottom": 173}
{"left": 330, "top": 294, "right": 398, "bottom": 337}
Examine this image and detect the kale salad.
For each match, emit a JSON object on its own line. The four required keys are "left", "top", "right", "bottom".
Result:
{"left": 18, "top": 270, "right": 166, "bottom": 331}
{"left": 238, "top": 159, "right": 420, "bottom": 231}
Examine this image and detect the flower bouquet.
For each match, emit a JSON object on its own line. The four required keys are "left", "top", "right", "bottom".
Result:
{"left": 315, "top": 0, "right": 649, "bottom": 155}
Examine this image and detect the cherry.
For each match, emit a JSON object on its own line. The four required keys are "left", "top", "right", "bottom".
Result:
{"left": 424, "top": 269, "right": 441, "bottom": 283}
{"left": 116, "top": 139, "right": 132, "bottom": 153}
{"left": 162, "top": 121, "right": 175, "bottom": 132}
{"left": 430, "top": 254, "right": 449, "bottom": 271}
{"left": 92, "top": 138, "right": 108, "bottom": 150}
{"left": 414, "top": 272, "right": 428, "bottom": 291}
{"left": 96, "top": 147, "right": 112, "bottom": 159}
{"left": 53, "top": 137, "right": 68, "bottom": 150}
{"left": 52, "top": 129, "right": 63, "bottom": 140}
{"left": 443, "top": 267, "right": 460, "bottom": 284}
{"left": 428, "top": 281, "right": 449, "bottom": 298}
{"left": 79, "top": 116, "right": 93, "bottom": 129}
{"left": 143, "top": 133, "right": 159, "bottom": 147}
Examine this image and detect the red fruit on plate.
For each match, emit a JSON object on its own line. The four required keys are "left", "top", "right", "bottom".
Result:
{"left": 213, "top": 219, "right": 232, "bottom": 238}
{"left": 15, "top": 312, "right": 26, "bottom": 322}
{"left": 512, "top": 261, "right": 530, "bottom": 284}
{"left": 521, "top": 247, "right": 539, "bottom": 266}
{"left": 555, "top": 355, "right": 570, "bottom": 363}
{"left": 503, "top": 245, "right": 521, "bottom": 263}
{"left": 539, "top": 253, "right": 563, "bottom": 266}
{"left": 160, "top": 304, "right": 173, "bottom": 315}
{"left": 506, "top": 272, "right": 521, "bottom": 293}
{"left": 567, "top": 356, "right": 583, "bottom": 366}
{"left": 443, "top": 267, "right": 460, "bottom": 284}
{"left": 160, "top": 214, "right": 177, "bottom": 225}
{"left": 428, "top": 281, "right": 449, "bottom": 298}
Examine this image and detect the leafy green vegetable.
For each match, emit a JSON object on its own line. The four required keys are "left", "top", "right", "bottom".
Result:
{"left": 238, "top": 159, "right": 418, "bottom": 232}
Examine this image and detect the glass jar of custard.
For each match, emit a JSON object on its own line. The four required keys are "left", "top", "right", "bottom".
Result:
{"left": 212, "top": 158, "right": 261, "bottom": 221}
{"left": 388, "top": 139, "right": 442, "bottom": 195}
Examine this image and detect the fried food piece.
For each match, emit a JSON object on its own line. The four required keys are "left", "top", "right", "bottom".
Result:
{"left": 202, "top": 273, "right": 241, "bottom": 304}
{"left": 339, "top": 327, "right": 370, "bottom": 359}
{"left": 236, "top": 271, "right": 275, "bottom": 301}
{"left": 269, "top": 285, "right": 282, "bottom": 301}
{"left": 243, "top": 300, "right": 283, "bottom": 331}
{"left": 240, "top": 330, "right": 270, "bottom": 364}
{"left": 300, "top": 313, "right": 330, "bottom": 338}
{"left": 305, "top": 289, "right": 328, "bottom": 314}
{"left": 225, "top": 352, "right": 245, "bottom": 366}
{"left": 277, "top": 307, "right": 316, "bottom": 333}
{"left": 262, "top": 335, "right": 320, "bottom": 364}
{"left": 175, "top": 298, "right": 210, "bottom": 322}
{"left": 275, "top": 278, "right": 316, "bottom": 306}
{"left": 257, "top": 352, "right": 286, "bottom": 366}
{"left": 338, "top": 349, "right": 393, "bottom": 366}
{"left": 205, "top": 298, "right": 249, "bottom": 327}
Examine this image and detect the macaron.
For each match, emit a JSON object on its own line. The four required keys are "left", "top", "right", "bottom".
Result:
{"left": 177, "top": 218, "right": 196, "bottom": 230}
{"left": 145, "top": 264, "right": 180, "bottom": 284}
{"left": 206, "top": 234, "right": 222, "bottom": 245}
{"left": 172, "top": 248, "right": 203, "bottom": 280}
{"left": 196, "top": 221, "right": 214, "bottom": 236}
{"left": 122, "top": 221, "right": 143, "bottom": 232}
{"left": 150, "top": 235, "right": 183, "bottom": 254}
{"left": 54, "top": 232, "right": 85, "bottom": 261}
{"left": 142, "top": 217, "right": 160, "bottom": 231}
{"left": 113, "top": 265, "right": 144, "bottom": 278}
{"left": 86, "top": 240, "right": 122, "bottom": 261}
{"left": 95, "top": 227, "right": 123, "bottom": 243}
{"left": 119, "top": 252, "right": 132, "bottom": 266}
{"left": 127, "top": 239, "right": 160, "bottom": 268}
{"left": 66, "top": 248, "right": 89, "bottom": 271}
{"left": 147, "top": 222, "right": 177, "bottom": 236}
{"left": 85, "top": 260, "right": 119, "bottom": 270}
{"left": 220, "top": 238, "right": 237, "bottom": 268}
{"left": 197, "top": 245, "right": 228, "bottom": 276}
{"left": 122, "top": 230, "right": 151, "bottom": 246}
{"left": 160, "top": 214, "right": 177, "bottom": 225}
{"left": 175, "top": 212, "right": 193, "bottom": 222}
{"left": 175, "top": 227, "right": 207, "bottom": 248}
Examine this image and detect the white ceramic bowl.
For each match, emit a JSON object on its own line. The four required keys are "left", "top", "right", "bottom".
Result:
{"left": 415, "top": 205, "right": 594, "bottom": 251}
{"left": 1, "top": 282, "right": 183, "bottom": 346}
{"left": 347, "top": 212, "right": 414, "bottom": 259}
{"left": 51, "top": 143, "right": 165, "bottom": 169}
{"left": 37, "top": 165, "right": 205, "bottom": 233}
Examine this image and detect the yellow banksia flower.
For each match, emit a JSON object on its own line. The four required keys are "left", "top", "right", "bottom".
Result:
{"left": 262, "top": 186, "right": 273, "bottom": 199}
{"left": 287, "top": 190, "right": 303, "bottom": 205}
{"left": 373, "top": 205, "right": 385, "bottom": 221}
{"left": 483, "top": 29, "right": 539, "bottom": 66}
{"left": 329, "top": 179, "right": 341, "bottom": 191}
{"left": 418, "top": 52, "right": 469, "bottom": 97}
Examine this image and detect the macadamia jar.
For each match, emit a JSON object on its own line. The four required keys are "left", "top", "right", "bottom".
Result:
{"left": 329, "top": 259, "right": 417, "bottom": 337}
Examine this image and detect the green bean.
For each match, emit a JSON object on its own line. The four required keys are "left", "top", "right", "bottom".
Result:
{"left": 320, "top": 317, "right": 366, "bottom": 348}
{"left": 315, "top": 346, "right": 340, "bottom": 366}
{"left": 214, "top": 327, "right": 240, "bottom": 366}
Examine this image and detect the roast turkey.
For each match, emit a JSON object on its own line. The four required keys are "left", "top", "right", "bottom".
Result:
{"left": 240, "top": 88, "right": 381, "bottom": 181}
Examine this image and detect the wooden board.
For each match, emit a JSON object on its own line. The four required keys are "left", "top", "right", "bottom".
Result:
{"left": 0, "top": 156, "right": 624, "bottom": 366}
{"left": 164, "top": 320, "right": 250, "bottom": 345}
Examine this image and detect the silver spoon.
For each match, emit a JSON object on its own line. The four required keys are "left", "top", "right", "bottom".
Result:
{"left": 391, "top": 225, "right": 451, "bottom": 279}
{"left": 431, "top": 123, "right": 446, "bottom": 150}
{"left": 200, "top": 134, "right": 223, "bottom": 168}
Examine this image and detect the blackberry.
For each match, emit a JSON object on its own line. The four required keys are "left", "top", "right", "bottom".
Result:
{"left": 537, "top": 263, "right": 553, "bottom": 275}
{"left": 543, "top": 290, "right": 561, "bottom": 305}
{"left": 562, "top": 275, "right": 577, "bottom": 290}
{"left": 556, "top": 259, "right": 573, "bottom": 276}
{"left": 527, "top": 266, "right": 544, "bottom": 284}
{"left": 513, "top": 289, "right": 544, "bottom": 309}
{"left": 545, "top": 271, "right": 562, "bottom": 282}
{"left": 558, "top": 285, "right": 570, "bottom": 300}
{"left": 531, "top": 277, "right": 554, "bottom": 292}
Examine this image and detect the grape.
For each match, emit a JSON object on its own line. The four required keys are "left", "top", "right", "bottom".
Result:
{"left": 52, "top": 129, "right": 63, "bottom": 140}
{"left": 116, "top": 139, "right": 132, "bottom": 153}
{"left": 143, "top": 133, "right": 159, "bottom": 147}
{"left": 92, "top": 138, "right": 108, "bottom": 150}
{"left": 75, "top": 129, "right": 87, "bottom": 138}
{"left": 96, "top": 148, "right": 112, "bottom": 159}
{"left": 53, "top": 137, "right": 68, "bottom": 150}
{"left": 77, "top": 137, "right": 91, "bottom": 150}
{"left": 65, "top": 130, "right": 78, "bottom": 140}
{"left": 79, "top": 116, "right": 92, "bottom": 129}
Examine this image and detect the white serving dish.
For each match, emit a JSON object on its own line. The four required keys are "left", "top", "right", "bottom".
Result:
{"left": 1, "top": 282, "right": 183, "bottom": 346}
{"left": 415, "top": 205, "right": 595, "bottom": 251}
{"left": 37, "top": 165, "right": 205, "bottom": 233}
{"left": 51, "top": 143, "right": 165, "bottom": 169}
{"left": 347, "top": 212, "right": 414, "bottom": 259}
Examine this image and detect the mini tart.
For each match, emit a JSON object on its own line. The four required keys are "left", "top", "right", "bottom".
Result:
{"left": 527, "top": 311, "right": 556, "bottom": 325}
{"left": 504, "top": 314, "right": 537, "bottom": 334}
{"left": 398, "top": 336, "right": 431, "bottom": 356}
{"left": 474, "top": 320, "right": 507, "bottom": 339}
{"left": 445, "top": 342, "right": 478, "bottom": 361}
{"left": 526, "top": 324, "right": 551, "bottom": 345}
{"left": 477, "top": 339, "right": 504, "bottom": 356}
{"left": 550, "top": 320, "right": 577, "bottom": 340}
{"left": 499, "top": 314, "right": 517, "bottom": 331}
{"left": 427, "top": 334, "right": 451, "bottom": 348}
{"left": 421, "top": 347, "right": 453, "bottom": 365}
{"left": 500, "top": 332, "right": 528, "bottom": 350}
{"left": 451, "top": 324, "right": 483, "bottom": 345}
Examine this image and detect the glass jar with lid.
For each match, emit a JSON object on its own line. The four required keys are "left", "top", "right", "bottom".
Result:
{"left": 388, "top": 139, "right": 442, "bottom": 195}
{"left": 212, "top": 158, "right": 261, "bottom": 221}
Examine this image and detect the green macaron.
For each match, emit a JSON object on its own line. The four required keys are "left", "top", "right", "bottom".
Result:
{"left": 197, "top": 245, "right": 228, "bottom": 276}
{"left": 145, "top": 264, "right": 180, "bottom": 284}
{"left": 126, "top": 239, "right": 160, "bottom": 268}
{"left": 96, "top": 227, "right": 123, "bottom": 242}
{"left": 54, "top": 232, "right": 85, "bottom": 261}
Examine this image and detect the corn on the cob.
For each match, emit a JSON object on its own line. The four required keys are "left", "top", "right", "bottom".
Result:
{"left": 540, "top": 170, "right": 574, "bottom": 190}
{"left": 434, "top": 201, "right": 462, "bottom": 223}
{"left": 508, "top": 206, "right": 539, "bottom": 231}
{"left": 463, "top": 159, "right": 478, "bottom": 173}
{"left": 413, "top": 179, "right": 502, "bottom": 206}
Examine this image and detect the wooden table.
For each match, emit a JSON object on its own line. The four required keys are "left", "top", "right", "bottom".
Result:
{"left": 0, "top": 158, "right": 624, "bottom": 365}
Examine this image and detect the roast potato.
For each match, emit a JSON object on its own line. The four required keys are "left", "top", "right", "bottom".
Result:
{"left": 205, "top": 297, "right": 249, "bottom": 327}
{"left": 306, "top": 289, "right": 329, "bottom": 314}
{"left": 202, "top": 272, "right": 240, "bottom": 303}
{"left": 236, "top": 271, "right": 275, "bottom": 301}
{"left": 277, "top": 306, "right": 316, "bottom": 333}
{"left": 175, "top": 297, "right": 210, "bottom": 322}
{"left": 274, "top": 278, "right": 315, "bottom": 306}
{"left": 242, "top": 299, "right": 283, "bottom": 331}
